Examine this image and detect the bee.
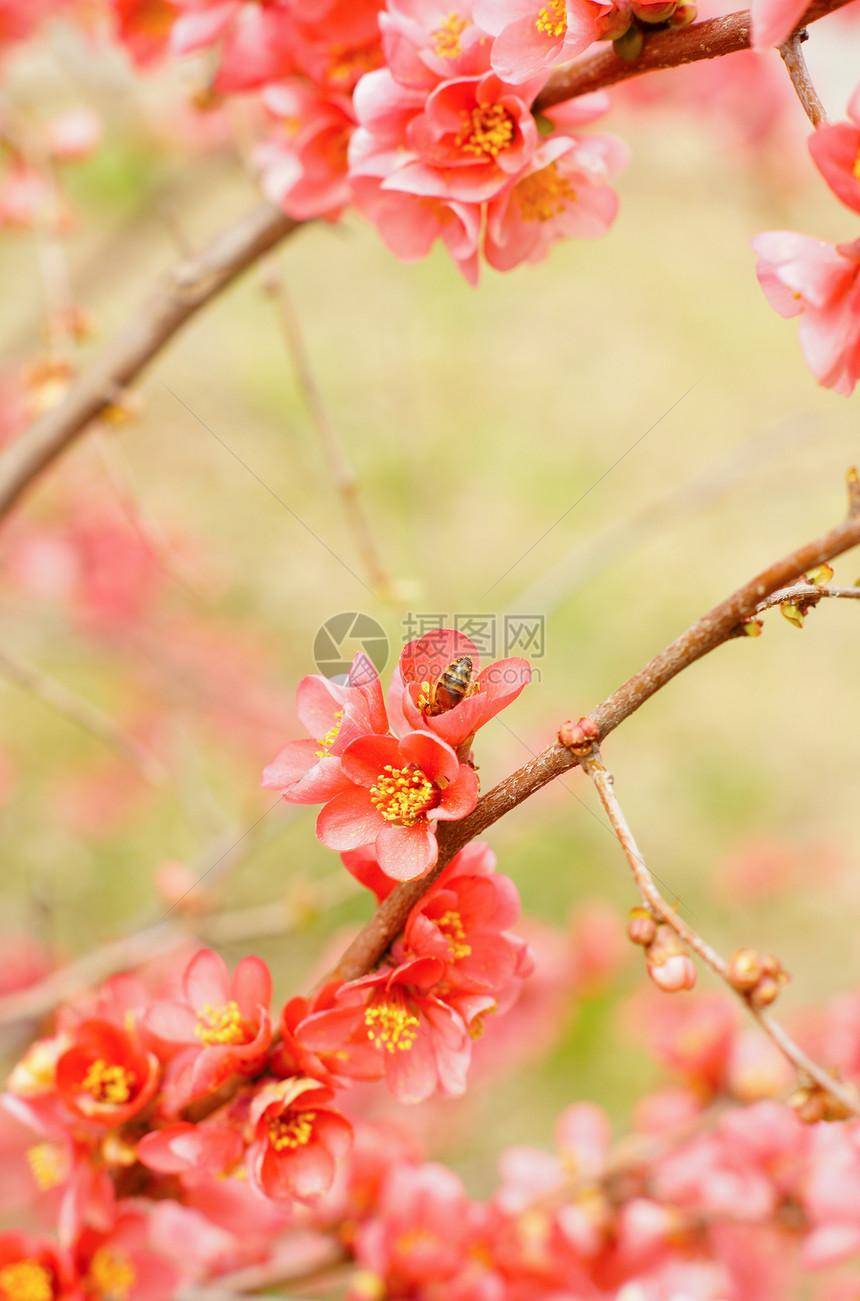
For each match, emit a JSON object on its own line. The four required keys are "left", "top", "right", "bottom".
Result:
{"left": 424, "top": 655, "right": 476, "bottom": 716}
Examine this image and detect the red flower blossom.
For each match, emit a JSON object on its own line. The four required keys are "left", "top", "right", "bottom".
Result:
{"left": 144, "top": 950, "right": 271, "bottom": 1106}
{"left": 257, "top": 81, "right": 356, "bottom": 222}
{"left": 247, "top": 1077, "right": 352, "bottom": 1202}
{"left": 73, "top": 1209, "right": 180, "bottom": 1301}
{"left": 112, "top": 0, "right": 178, "bottom": 65}
{"left": 54, "top": 1021, "right": 160, "bottom": 1130}
{"left": 808, "top": 83, "right": 860, "bottom": 217}
{"left": 474, "top": 0, "right": 609, "bottom": 84}
{"left": 137, "top": 1121, "right": 244, "bottom": 1177}
{"left": 316, "top": 730, "right": 479, "bottom": 880}
{"left": 261, "top": 655, "right": 389, "bottom": 805}
{"left": 393, "top": 628, "right": 530, "bottom": 750}
{"left": 270, "top": 982, "right": 381, "bottom": 1086}
{"left": 297, "top": 957, "right": 473, "bottom": 1103}
{"left": 0, "top": 1232, "right": 74, "bottom": 1301}
{"left": 379, "top": 0, "right": 492, "bottom": 91}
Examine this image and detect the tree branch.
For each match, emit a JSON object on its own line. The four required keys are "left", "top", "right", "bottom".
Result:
{"left": 533, "top": 0, "right": 853, "bottom": 111}
{"left": 779, "top": 32, "right": 830, "bottom": 127}
{"left": 582, "top": 748, "right": 860, "bottom": 1118}
{"left": 332, "top": 469, "right": 860, "bottom": 981}
{"left": 0, "top": 203, "right": 300, "bottom": 522}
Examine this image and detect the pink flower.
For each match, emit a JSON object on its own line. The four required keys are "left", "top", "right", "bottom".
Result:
{"left": 247, "top": 1077, "right": 352, "bottom": 1202}
{"left": 297, "top": 957, "right": 473, "bottom": 1102}
{"left": 72, "top": 1209, "right": 180, "bottom": 1301}
{"left": 808, "top": 84, "right": 860, "bottom": 216}
{"left": 379, "top": 0, "right": 491, "bottom": 91}
{"left": 261, "top": 655, "right": 389, "bottom": 805}
{"left": 0, "top": 1233, "right": 74, "bottom": 1301}
{"left": 137, "top": 1121, "right": 244, "bottom": 1177}
{"left": 169, "top": 0, "right": 296, "bottom": 93}
{"left": 54, "top": 1020, "right": 160, "bottom": 1129}
{"left": 752, "top": 230, "right": 860, "bottom": 394}
{"left": 144, "top": 950, "right": 272, "bottom": 1105}
{"left": 257, "top": 81, "right": 356, "bottom": 221}
{"left": 350, "top": 177, "right": 482, "bottom": 284}
{"left": 288, "top": 0, "right": 385, "bottom": 92}
{"left": 484, "top": 130, "right": 628, "bottom": 270}
{"left": 392, "top": 70, "right": 543, "bottom": 202}
{"left": 270, "top": 982, "right": 382, "bottom": 1085}
{"left": 112, "top": 0, "right": 178, "bottom": 66}
{"left": 392, "top": 628, "right": 530, "bottom": 750}
{"left": 473, "top": 0, "right": 609, "bottom": 84}
{"left": 316, "top": 730, "right": 480, "bottom": 880}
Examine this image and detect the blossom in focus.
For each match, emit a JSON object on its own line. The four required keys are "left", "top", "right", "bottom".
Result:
{"left": 257, "top": 80, "right": 356, "bottom": 221}
{"left": 752, "top": 230, "right": 860, "bottom": 394}
{"left": 315, "top": 730, "right": 479, "bottom": 879}
{"left": 247, "top": 1077, "right": 353, "bottom": 1202}
{"left": 392, "top": 627, "right": 530, "bottom": 749}
{"left": 379, "top": 0, "right": 492, "bottom": 91}
{"left": 144, "top": 949, "right": 272, "bottom": 1106}
{"left": 473, "top": 0, "right": 610, "bottom": 83}
{"left": 261, "top": 653, "right": 389, "bottom": 805}
{"left": 297, "top": 956, "right": 474, "bottom": 1102}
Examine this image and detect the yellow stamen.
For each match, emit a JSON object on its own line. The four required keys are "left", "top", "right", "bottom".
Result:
{"left": 26, "top": 1142, "right": 68, "bottom": 1192}
{"left": 194, "top": 1000, "right": 247, "bottom": 1046}
{"left": 535, "top": 0, "right": 567, "bottom": 37}
{"left": 133, "top": 0, "right": 175, "bottom": 35}
{"left": 316, "top": 709, "right": 344, "bottom": 757}
{"left": 80, "top": 1060, "right": 133, "bottom": 1106}
{"left": 0, "top": 1260, "right": 53, "bottom": 1301}
{"left": 365, "top": 992, "right": 419, "bottom": 1053}
{"left": 515, "top": 162, "right": 577, "bottom": 222}
{"left": 369, "top": 764, "right": 436, "bottom": 825}
{"left": 86, "top": 1247, "right": 136, "bottom": 1301}
{"left": 455, "top": 104, "right": 515, "bottom": 159}
{"left": 853, "top": 150, "right": 860, "bottom": 182}
{"left": 431, "top": 12, "right": 469, "bottom": 57}
{"left": 436, "top": 909, "right": 472, "bottom": 960}
{"left": 327, "top": 40, "right": 383, "bottom": 84}
{"left": 268, "top": 1111, "right": 315, "bottom": 1151}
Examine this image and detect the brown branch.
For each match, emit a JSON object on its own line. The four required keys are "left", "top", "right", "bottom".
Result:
{"left": 533, "top": 0, "right": 854, "bottom": 110}
{"left": 332, "top": 468, "right": 860, "bottom": 981}
{"left": 752, "top": 582, "right": 860, "bottom": 612}
{"left": 582, "top": 749, "right": 860, "bottom": 1118}
{"left": 779, "top": 33, "right": 830, "bottom": 126}
{"left": 0, "top": 203, "right": 301, "bottom": 522}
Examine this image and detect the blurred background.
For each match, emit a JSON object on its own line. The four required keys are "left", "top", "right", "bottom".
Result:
{"left": 1, "top": 7, "right": 859, "bottom": 1200}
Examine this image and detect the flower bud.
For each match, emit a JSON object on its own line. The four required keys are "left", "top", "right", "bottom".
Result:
{"left": 613, "top": 24, "right": 645, "bottom": 60}
{"left": 805, "top": 563, "right": 833, "bottom": 586}
{"left": 627, "top": 907, "right": 657, "bottom": 947}
{"left": 666, "top": 2, "right": 697, "bottom": 25}
{"left": 780, "top": 601, "right": 805, "bottom": 628}
{"left": 631, "top": 0, "right": 676, "bottom": 21}
{"left": 595, "top": 0, "right": 632, "bottom": 38}
{"left": 741, "top": 618, "right": 763, "bottom": 637}
{"left": 648, "top": 953, "right": 696, "bottom": 992}
{"left": 558, "top": 716, "right": 599, "bottom": 754}
{"left": 727, "top": 948, "right": 764, "bottom": 992}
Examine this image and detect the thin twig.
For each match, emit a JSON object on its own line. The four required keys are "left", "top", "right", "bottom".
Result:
{"left": 752, "top": 582, "right": 860, "bottom": 613}
{"left": 778, "top": 33, "right": 830, "bottom": 127}
{"left": 0, "top": 644, "right": 165, "bottom": 784}
{"left": 582, "top": 749, "right": 860, "bottom": 1118}
{"left": 260, "top": 261, "right": 393, "bottom": 598}
{"left": 0, "top": 203, "right": 301, "bottom": 521}
{"left": 331, "top": 469, "right": 860, "bottom": 980}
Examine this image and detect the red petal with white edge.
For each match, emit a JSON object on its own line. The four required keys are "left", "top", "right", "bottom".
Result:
{"left": 232, "top": 955, "right": 272, "bottom": 1022}
{"left": 184, "top": 949, "right": 231, "bottom": 1012}
{"left": 261, "top": 742, "right": 351, "bottom": 804}
{"left": 399, "top": 630, "right": 479, "bottom": 685}
{"left": 317, "top": 787, "right": 385, "bottom": 850}
{"left": 341, "top": 733, "right": 401, "bottom": 787}
{"left": 436, "top": 763, "right": 479, "bottom": 820}
{"left": 399, "top": 729, "right": 459, "bottom": 785}
{"left": 376, "top": 821, "right": 438, "bottom": 880}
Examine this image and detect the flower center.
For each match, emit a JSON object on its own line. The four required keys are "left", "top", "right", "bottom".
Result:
{"left": 26, "top": 1143, "right": 68, "bottom": 1192}
{"left": 316, "top": 709, "right": 344, "bottom": 757}
{"left": 364, "top": 991, "right": 420, "bottom": 1053}
{"left": 369, "top": 764, "right": 437, "bottom": 825}
{"left": 268, "top": 1111, "right": 316, "bottom": 1151}
{"left": 0, "top": 1260, "right": 53, "bottom": 1301}
{"left": 431, "top": 12, "right": 469, "bottom": 57}
{"left": 853, "top": 149, "right": 860, "bottom": 182}
{"left": 194, "top": 1000, "right": 247, "bottom": 1046}
{"left": 515, "top": 163, "right": 576, "bottom": 221}
{"left": 455, "top": 104, "right": 515, "bottom": 159}
{"left": 436, "top": 909, "right": 472, "bottom": 960}
{"left": 536, "top": 0, "right": 567, "bottom": 37}
{"left": 133, "top": 0, "right": 175, "bottom": 35}
{"left": 80, "top": 1059, "right": 134, "bottom": 1106}
{"left": 87, "top": 1247, "right": 136, "bottom": 1301}
{"left": 327, "top": 39, "right": 383, "bottom": 86}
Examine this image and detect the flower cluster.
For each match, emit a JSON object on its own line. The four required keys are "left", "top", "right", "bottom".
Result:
{"left": 753, "top": 79, "right": 860, "bottom": 395}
